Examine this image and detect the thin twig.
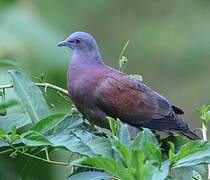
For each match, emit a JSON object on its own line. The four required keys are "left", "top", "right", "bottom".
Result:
{"left": 0, "top": 83, "right": 68, "bottom": 96}
{"left": 15, "top": 148, "right": 68, "bottom": 166}
{"left": 45, "top": 147, "right": 50, "bottom": 161}
{"left": 118, "top": 40, "right": 130, "bottom": 61}
{"left": 0, "top": 148, "right": 13, "bottom": 154}
{"left": 0, "top": 146, "right": 23, "bottom": 155}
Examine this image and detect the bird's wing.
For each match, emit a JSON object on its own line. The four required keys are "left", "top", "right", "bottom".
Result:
{"left": 95, "top": 74, "right": 188, "bottom": 131}
{"left": 172, "top": 105, "right": 184, "bottom": 114}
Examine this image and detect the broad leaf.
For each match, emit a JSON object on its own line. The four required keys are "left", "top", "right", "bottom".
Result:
{"left": 107, "top": 117, "right": 131, "bottom": 148}
{"left": 144, "top": 141, "right": 162, "bottom": 166}
{"left": 0, "top": 59, "right": 16, "bottom": 67}
{"left": 74, "top": 130, "right": 113, "bottom": 158}
{"left": 144, "top": 162, "right": 169, "bottom": 180}
{"left": 0, "top": 100, "right": 19, "bottom": 110}
{"left": 0, "top": 128, "right": 7, "bottom": 141}
{"left": 116, "top": 140, "right": 131, "bottom": 165}
{"left": 0, "top": 113, "right": 31, "bottom": 132}
{"left": 0, "top": 140, "right": 8, "bottom": 147}
{"left": 132, "top": 128, "right": 159, "bottom": 149}
{"left": 82, "top": 156, "right": 134, "bottom": 180}
{"left": 50, "top": 130, "right": 113, "bottom": 158}
{"left": 32, "top": 113, "right": 68, "bottom": 134}
{"left": 53, "top": 115, "right": 83, "bottom": 134}
{"left": 68, "top": 171, "right": 111, "bottom": 180}
{"left": 8, "top": 70, "right": 49, "bottom": 123}
{"left": 161, "top": 135, "right": 189, "bottom": 153}
{"left": 175, "top": 166, "right": 204, "bottom": 180}
{"left": 118, "top": 123, "right": 130, "bottom": 148}
{"left": 173, "top": 140, "right": 210, "bottom": 168}
{"left": 49, "top": 134, "right": 95, "bottom": 157}
{"left": 131, "top": 150, "right": 169, "bottom": 180}
{"left": 21, "top": 130, "right": 52, "bottom": 146}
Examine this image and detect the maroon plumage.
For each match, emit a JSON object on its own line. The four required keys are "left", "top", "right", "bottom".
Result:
{"left": 58, "top": 32, "right": 199, "bottom": 140}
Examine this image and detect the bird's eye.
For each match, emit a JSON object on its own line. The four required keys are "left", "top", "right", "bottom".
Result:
{"left": 75, "top": 39, "right": 81, "bottom": 44}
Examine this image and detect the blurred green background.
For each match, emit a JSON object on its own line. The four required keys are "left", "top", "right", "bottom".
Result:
{"left": 0, "top": 0, "right": 210, "bottom": 179}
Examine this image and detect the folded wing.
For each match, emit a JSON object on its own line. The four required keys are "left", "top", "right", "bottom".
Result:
{"left": 96, "top": 74, "right": 189, "bottom": 132}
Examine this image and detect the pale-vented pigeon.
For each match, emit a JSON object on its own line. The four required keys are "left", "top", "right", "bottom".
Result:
{"left": 57, "top": 31, "right": 199, "bottom": 140}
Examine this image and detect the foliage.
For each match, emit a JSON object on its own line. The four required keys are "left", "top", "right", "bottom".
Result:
{"left": 0, "top": 62, "right": 209, "bottom": 179}
{"left": 197, "top": 105, "right": 210, "bottom": 127}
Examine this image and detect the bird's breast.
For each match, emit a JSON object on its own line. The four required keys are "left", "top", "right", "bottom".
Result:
{"left": 67, "top": 64, "right": 101, "bottom": 107}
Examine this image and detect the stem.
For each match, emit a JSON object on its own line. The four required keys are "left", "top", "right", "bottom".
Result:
{"left": 36, "top": 83, "right": 68, "bottom": 95}
{"left": 45, "top": 147, "right": 50, "bottom": 161}
{"left": 3, "top": 142, "right": 69, "bottom": 166}
{"left": 0, "top": 148, "right": 13, "bottom": 154}
{"left": 118, "top": 40, "right": 130, "bottom": 61}
{"left": 0, "top": 83, "right": 68, "bottom": 96}
{"left": 0, "top": 146, "right": 23, "bottom": 155}
{"left": 202, "top": 123, "right": 210, "bottom": 179}
{"left": 202, "top": 123, "right": 207, "bottom": 141}
{"left": 16, "top": 148, "right": 68, "bottom": 166}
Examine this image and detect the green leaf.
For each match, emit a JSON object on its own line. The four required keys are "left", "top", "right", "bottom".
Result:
{"left": 119, "top": 56, "right": 128, "bottom": 72}
{"left": 0, "top": 100, "right": 19, "bottom": 110}
{"left": 107, "top": 117, "right": 130, "bottom": 148}
{"left": 173, "top": 140, "right": 210, "bottom": 168}
{"left": 21, "top": 130, "right": 52, "bottom": 147}
{"left": 146, "top": 162, "right": 169, "bottom": 180}
{"left": 175, "top": 166, "right": 205, "bottom": 180}
{"left": 68, "top": 171, "right": 111, "bottom": 180}
{"left": 197, "top": 105, "right": 210, "bottom": 126}
{"left": 131, "top": 150, "right": 169, "bottom": 180}
{"left": 82, "top": 156, "right": 134, "bottom": 180}
{"left": 116, "top": 140, "right": 131, "bottom": 165}
{"left": 131, "top": 129, "right": 161, "bottom": 166}
{"left": 73, "top": 130, "right": 113, "bottom": 158}
{"left": 11, "top": 125, "right": 20, "bottom": 142}
{"left": 168, "top": 142, "right": 175, "bottom": 164}
{"left": 161, "top": 135, "right": 189, "bottom": 153}
{"left": 131, "top": 149, "right": 145, "bottom": 179}
{"left": 0, "top": 113, "right": 31, "bottom": 133}
{"left": 0, "top": 59, "right": 17, "bottom": 67}
{"left": 32, "top": 113, "right": 68, "bottom": 134}
{"left": 8, "top": 70, "right": 50, "bottom": 123}
{"left": 108, "top": 116, "right": 120, "bottom": 137}
{"left": 144, "top": 141, "right": 162, "bottom": 166}
{"left": 0, "top": 128, "right": 7, "bottom": 141}
{"left": 0, "top": 140, "right": 8, "bottom": 147}
{"left": 51, "top": 128, "right": 112, "bottom": 157}
{"left": 53, "top": 115, "right": 83, "bottom": 134}
{"left": 118, "top": 123, "right": 130, "bottom": 148}
{"left": 132, "top": 128, "right": 159, "bottom": 149}
{"left": 49, "top": 133, "right": 95, "bottom": 157}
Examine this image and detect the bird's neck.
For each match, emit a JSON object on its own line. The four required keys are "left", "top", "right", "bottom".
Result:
{"left": 71, "top": 49, "right": 103, "bottom": 65}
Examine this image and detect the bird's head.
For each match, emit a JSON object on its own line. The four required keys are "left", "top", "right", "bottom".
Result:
{"left": 57, "top": 32, "right": 101, "bottom": 59}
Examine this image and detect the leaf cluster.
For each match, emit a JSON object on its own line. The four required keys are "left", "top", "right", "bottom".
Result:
{"left": 0, "top": 69, "right": 209, "bottom": 180}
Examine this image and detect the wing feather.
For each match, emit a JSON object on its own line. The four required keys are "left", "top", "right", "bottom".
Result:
{"left": 96, "top": 74, "right": 189, "bottom": 132}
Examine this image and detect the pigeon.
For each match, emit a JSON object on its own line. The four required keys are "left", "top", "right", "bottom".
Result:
{"left": 57, "top": 31, "right": 199, "bottom": 140}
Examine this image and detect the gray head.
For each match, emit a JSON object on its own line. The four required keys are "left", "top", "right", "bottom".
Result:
{"left": 57, "top": 31, "right": 101, "bottom": 59}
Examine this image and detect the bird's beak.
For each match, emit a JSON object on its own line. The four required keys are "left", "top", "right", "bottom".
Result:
{"left": 57, "top": 40, "right": 69, "bottom": 47}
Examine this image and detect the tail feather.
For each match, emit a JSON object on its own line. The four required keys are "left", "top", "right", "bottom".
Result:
{"left": 181, "top": 130, "right": 200, "bottom": 140}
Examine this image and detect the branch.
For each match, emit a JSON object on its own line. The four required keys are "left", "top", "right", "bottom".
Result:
{"left": 0, "top": 82, "right": 68, "bottom": 96}
{"left": 16, "top": 148, "right": 69, "bottom": 166}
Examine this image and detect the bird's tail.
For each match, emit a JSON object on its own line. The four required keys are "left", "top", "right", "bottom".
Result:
{"left": 181, "top": 130, "right": 200, "bottom": 140}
